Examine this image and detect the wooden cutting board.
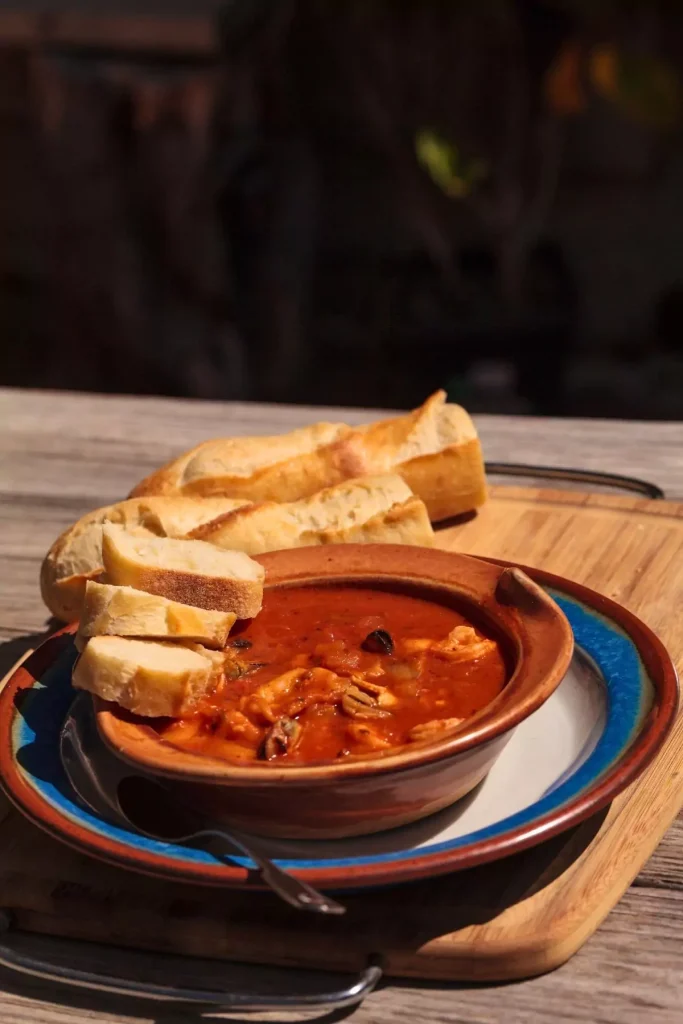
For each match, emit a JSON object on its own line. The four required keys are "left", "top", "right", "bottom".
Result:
{"left": 0, "top": 485, "right": 682, "bottom": 983}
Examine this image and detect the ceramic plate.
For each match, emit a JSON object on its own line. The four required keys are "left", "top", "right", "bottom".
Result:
{"left": 0, "top": 563, "right": 677, "bottom": 890}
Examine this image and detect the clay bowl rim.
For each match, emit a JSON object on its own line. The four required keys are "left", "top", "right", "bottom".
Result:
{"left": 95, "top": 544, "right": 574, "bottom": 784}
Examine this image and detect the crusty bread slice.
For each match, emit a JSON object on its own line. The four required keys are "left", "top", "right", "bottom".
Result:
{"left": 101, "top": 525, "right": 264, "bottom": 618}
{"left": 72, "top": 635, "right": 221, "bottom": 717}
{"left": 40, "top": 496, "right": 250, "bottom": 622}
{"left": 78, "top": 581, "right": 236, "bottom": 648}
{"left": 126, "top": 391, "right": 486, "bottom": 520}
{"left": 190, "top": 474, "right": 434, "bottom": 553}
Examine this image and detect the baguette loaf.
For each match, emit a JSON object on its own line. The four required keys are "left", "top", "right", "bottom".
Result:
{"left": 128, "top": 391, "right": 486, "bottom": 520}
{"left": 130, "top": 421, "right": 360, "bottom": 502}
{"left": 101, "top": 525, "right": 264, "bottom": 618}
{"left": 72, "top": 635, "right": 222, "bottom": 717}
{"left": 40, "top": 496, "right": 250, "bottom": 622}
{"left": 78, "top": 581, "right": 236, "bottom": 648}
{"left": 189, "top": 474, "right": 434, "bottom": 553}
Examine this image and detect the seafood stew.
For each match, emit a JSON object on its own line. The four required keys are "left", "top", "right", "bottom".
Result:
{"left": 159, "top": 584, "right": 507, "bottom": 765}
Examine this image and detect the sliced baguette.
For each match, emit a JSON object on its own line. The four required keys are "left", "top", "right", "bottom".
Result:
{"left": 72, "top": 635, "right": 221, "bottom": 717}
{"left": 40, "top": 479, "right": 430, "bottom": 622}
{"left": 127, "top": 391, "right": 486, "bottom": 520}
{"left": 101, "top": 525, "right": 264, "bottom": 618}
{"left": 190, "top": 474, "right": 434, "bottom": 553}
{"left": 40, "top": 496, "right": 250, "bottom": 622}
{"left": 78, "top": 581, "right": 236, "bottom": 648}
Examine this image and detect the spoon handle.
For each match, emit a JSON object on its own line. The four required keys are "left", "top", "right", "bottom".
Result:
{"left": 62, "top": 694, "right": 344, "bottom": 916}
{"left": 197, "top": 828, "right": 346, "bottom": 916}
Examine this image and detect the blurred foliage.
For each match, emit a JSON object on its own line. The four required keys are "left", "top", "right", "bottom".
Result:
{"left": 544, "top": 40, "right": 584, "bottom": 114}
{"left": 415, "top": 130, "right": 488, "bottom": 199}
{"left": 604, "top": 51, "right": 681, "bottom": 128}
{"left": 417, "top": 1, "right": 681, "bottom": 203}
{"left": 546, "top": 40, "right": 681, "bottom": 127}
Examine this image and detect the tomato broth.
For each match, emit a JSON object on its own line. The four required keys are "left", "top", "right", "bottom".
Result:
{"left": 159, "top": 585, "right": 507, "bottom": 765}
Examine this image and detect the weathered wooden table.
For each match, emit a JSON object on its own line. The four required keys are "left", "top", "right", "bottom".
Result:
{"left": 1, "top": 387, "right": 682, "bottom": 1024}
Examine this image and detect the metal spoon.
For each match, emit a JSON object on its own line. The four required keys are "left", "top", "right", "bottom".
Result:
{"left": 59, "top": 693, "right": 345, "bottom": 916}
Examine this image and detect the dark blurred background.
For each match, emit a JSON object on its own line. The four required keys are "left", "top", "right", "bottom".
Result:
{"left": 1, "top": 0, "right": 683, "bottom": 417}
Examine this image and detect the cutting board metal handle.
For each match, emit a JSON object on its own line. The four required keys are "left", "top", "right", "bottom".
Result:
{"left": 484, "top": 463, "right": 665, "bottom": 499}
{"left": 0, "top": 911, "right": 382, "bottom": 1010}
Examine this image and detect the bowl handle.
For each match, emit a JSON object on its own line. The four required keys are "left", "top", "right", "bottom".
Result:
{"left": 495, "top": 566, "right": 554, "bottom": 615}
{"left": 0, "top": 911, "right": 382, "bottom": 1011}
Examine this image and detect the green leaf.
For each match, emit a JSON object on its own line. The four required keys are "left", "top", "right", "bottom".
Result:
{"left": 415, "top": 130, "right": 459, "bottom": 191}
{"left": 415, "top": 129, "right": 487, "bottom": 199}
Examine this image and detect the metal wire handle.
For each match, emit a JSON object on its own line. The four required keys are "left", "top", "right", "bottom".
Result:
{"left": 0, "top": 912, "right": 382, "bottom": 1011}
{"left": 484, "top": 462, "right": 665, "bottom": 499}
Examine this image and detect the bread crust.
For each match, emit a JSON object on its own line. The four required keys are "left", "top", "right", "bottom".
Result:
{"left": 126, "top": 391, "right": 486, "bottom": 519}
{"left": 130, "top": 422, "right": 353, "bottom": 498}
{"left": 189, "top": 474, "right": 433, "bottom": 553}
{"left": 398, "top": 439, "right": 487, "bottom": 521}
{"left": 101, "top": 526, "right": 264, "bottom": 619}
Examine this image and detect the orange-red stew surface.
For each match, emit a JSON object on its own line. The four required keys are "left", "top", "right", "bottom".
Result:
{"left": 160, "top": 585, "right": 507, "bottom": 765}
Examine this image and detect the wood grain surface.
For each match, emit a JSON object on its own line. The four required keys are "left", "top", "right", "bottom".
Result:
{"left": 1, "top": 386, "right": 683, "bottom": 1024}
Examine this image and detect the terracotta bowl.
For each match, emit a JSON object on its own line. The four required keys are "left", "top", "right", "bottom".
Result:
{"left": 95, "top": 545, "right": 574, "bottom": 840}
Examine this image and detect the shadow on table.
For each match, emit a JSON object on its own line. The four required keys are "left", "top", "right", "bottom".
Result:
{"left": 0, "top": 624, "right": 61, "bottom": 683}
